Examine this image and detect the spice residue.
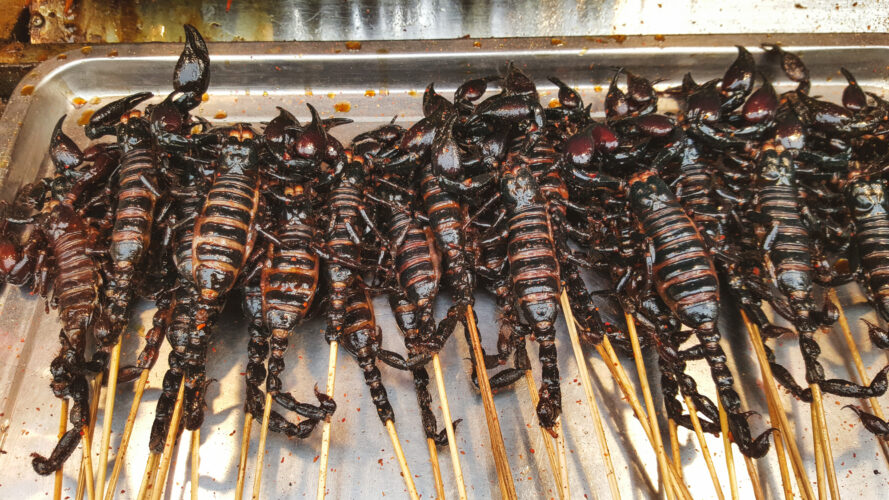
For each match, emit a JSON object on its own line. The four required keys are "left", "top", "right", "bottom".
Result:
{"left": 72, "top": 97, "right": 87, "bottom": 108}
{"left": 345, "top": 41, "right": 362, "bottom": 51}
{"left": 548, "top": 99, "right": 560, "bottom": 108}
{"left": 81, "top": 46, "right": 92, "bottom": 55}
{"left": 108, "top": 49, "right": 118, "bottom": 57}
{"left": 365, "top": 89, "right": 376, "bottom": 97}
{"left": 334, "top": 102, "right": 351, "bottom": 113}
{"left": 214, "top": 111, "right": 228, "bottom": 119}
{"left": 551, "top": 38, "right": 564, "bottom": 46}
{"left": 20, "top": 85, "right": 35, "bottom": 96}
{"left": 201, "top": 93, "right": 209, "bottom": 102}
{"left": 77, "top": 110, "right": 95, "bottom": 126}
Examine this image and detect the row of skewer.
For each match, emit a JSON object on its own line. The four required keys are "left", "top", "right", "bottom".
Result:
{"left": 45, "top": 281, "right": 887, "bottom": 499}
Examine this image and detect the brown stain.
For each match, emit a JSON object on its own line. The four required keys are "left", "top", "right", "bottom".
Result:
{"left": 334, "top": 102, "right": 351, "bottom": 113}
{"left": 107, "top": 49, "right": 118, "bottom": 57}
{"left": 56, "top": 53, "right": 67, "bottom": 60}
{"left": 19, "top": 85, "right": 34, "bottom": 96}
{"left": 77, "top": 110, "right": 95, "bottom": 125}
{"left": 345, "top": 41, "right": 362, "bottom": 51}
{"left": 550, "top": 38, "right": 563, "bottom": 46}
{"left": 71, "top": 97, "right": 87, "bottom": 108}
{"left": 89, "top": 97, "right": 101, "bottom": 104}
{"left": 473, "top": 41, "right": 482, "bottom": 48}
{"left": 654, "top": 34, "right": 666, "bottom": 41}
{"left": 610, "top": 34, "right": 627, "bottom": 43}
{"left": 81, "top": 46, "right": 92, "bottom": 55}
{"left": 214, "top": 111, "right": 227, "bottom": 119}
{"left": 364, "top": 89, "right": 376, "bottom": 97}
{"left": 375, "top": 48, "right": 389, "bottom": 54}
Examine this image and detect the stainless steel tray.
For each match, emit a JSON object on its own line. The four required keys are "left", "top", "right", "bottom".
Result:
{"left": 1, "top": 35, "right": 889, "bottom": 499}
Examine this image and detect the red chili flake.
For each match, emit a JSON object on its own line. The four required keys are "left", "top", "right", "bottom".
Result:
{"left": 341, "top": 418, "right": 346, "bottom": 422}
{"left": 313, "top": 455, "right": 319, "bottom": 463}
{"left": 356, "top": 408, "right": 360, "bottom": 412}
{"left": 229, "top": 430, "right": 236, "bottom": 436}
{"left": 378, "top": 459, "right": 384, "bottom": 466}
{"left": 226, "top": 0, "right": 233, "bottom": 12}
{"left": 281, "top": 457, "right": 285, "bottom": 463}
{"left": 529, "top": 448, "right": 535, "bottom": 454}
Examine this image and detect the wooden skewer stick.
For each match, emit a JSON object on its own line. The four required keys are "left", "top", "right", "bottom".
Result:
{"left": 149, "top": 376, "right": 186, "bottom": 500}
{"left": 54, "top": 399, "right": 69, "bottom": 499}
{"left": 431, "top": 352, "right": 468, "bottom": 500}
{"left": 625, "top": 313, "right": 683, "bottom": 500}
{"left": 770, "top": 426, "right": 795, "bottom": 500}
{"left": 739, "top": 311, "right": 814, "bottom": 500}
{"left": 811, "top": 386, "right": 827, "bottom": 500}
{"left": 811, "top": 384, "right": 839, "bottom": 500}
{"left": 135, "top": 453, "right": 160, "bottom": 500}
{"left": 316, "top": 340, "right": 338, "bottom": 500}
{"left": 523, "top": 370, "right": 566, "bottom": 498}
{"left": 426, "top": 437, "right": 446, "bottom": 500}
{"left": 829, "top": 289, "right": 889, "bottom": 464}
{"left": 554, "top": 421, "right": 570, "bottom": 500}
{"left": 559, "top": 291, "right": 618, "bottom": 500}
{"left": 668, "top": 418, "right": 683, "bottom": 481}
{"left": 592, "top": 334, "right": 692, "bottom": 500}
{"left": 250, "top": 392, "right": 274, "bottom": 500}
{"left": 385, "top": 420, "right": 421, "bottom": 500}
{"left": 77, "top": 373, "right": 103, "bottom": 500}
{"left": 95, "top": 340, "right": 123, "bottom": 500}
{"left": 235, "top": 413, "right": 254, "bottom": 500}
{"left": 54, "top": 398, "right": 69, "bottom": 500}
{"left": 464, "top": 304, "right": 517, "bottom": 500}
{"left": 105, "top": 370, "right": 150, "bottom": 500}
{"left": 190, "top": 429, "right": 200, "bottom": 500}
{"left": 684, "top": 396, "right": 725, "bottom": 500}
{"left": 717, "top": 400, "right": 739, "bottom": 500}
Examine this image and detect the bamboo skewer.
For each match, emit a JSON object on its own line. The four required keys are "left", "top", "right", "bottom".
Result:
{"left": 316, "top": 339, "right": 338, "bottom": 500}
{"left": 684, "top": 396, "right": 725, "bottom": 500}
{"left": 426, "top": 437, "right": 445, "bottom": 500}
{"left": 54, "top": 398, "right": 69, "bottom": 500}
{"left": 250, "top": 392, "right": 274, "bottom": 500}
{"left": 523, "top": 370, "right": 566, "bottom": 498}
{"left": 811, "top": 389, "right": 827, "bottom": 500}
{"left": 811, "top": 384, "right": 840, "bottom": 500}
{"left": 740, "top": 311, "right": 815, "bottom": 500}
{"left": 105, "top": 370, "right": 150, "bottom": 500}
{"left": 235, "top": 413, "right": 253, "bottom": 500}
{"left": 95, "top": 340, "right": 123, "bottom": 500}
{"left": 771, "top": 426, "right": 795, "bottom": 500}
{"left": 135, "top": 453, "right": 160, "bottom": 500}
{"left": 668, "top": 418, "right": 683, "bottom": 481}
{"left": 149, "top": 376, "right": 186, "bottom": 500}
{"left": 743, "top": 452, "right": 765, "bottom": 500}
{"left": 625, "top": 312, "right": 683, "bottom": 500}
{"left": 718, "top": 400, "right": 739, "bottom": 500}
{"left": 77, "top": 373, "right": 103, "bottom": 500}
{"left": 464, "top": 304, "right": 517, "bottom": 500}
{"left": 385, "top": 419, "right": 421, "bottom": 500}
{"left": 560, "top": 291, "right": 619, "bottom": 500}
{"left": 431, "top": 352, "right": 468, "bottom": 500}
{"left": 829, "top": 289, "right": 889, "bottom": 464}
{"left": 190, "top": 429, "right": 200, "bottom": 500}
{"left": 591, "top": 334, "right": 692, "bottom": 500}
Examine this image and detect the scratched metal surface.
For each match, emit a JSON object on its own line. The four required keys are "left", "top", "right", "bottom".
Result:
{"left": 0, "top": 36, "right": 889, "bottom": 499}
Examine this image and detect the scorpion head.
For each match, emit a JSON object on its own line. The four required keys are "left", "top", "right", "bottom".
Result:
{"left": 847, "top": 178, "right": 887, "bottom": 217}
{"left": 500, "top": 166, "right": 540, "bottom": 211}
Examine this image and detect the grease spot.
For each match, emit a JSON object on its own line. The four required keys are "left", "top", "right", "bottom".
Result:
{"left": 334, "top": 102, "right": 351, "bottom": 112}
{"left": 548, "top": 98, "right": 561, "bottom": 108}
{"left": 81, "top": 46, "right": 92, "bottom": 55}
{"left": 365, "top": 89, "right": 376, "bottom": 97}
{"left": 345, "top": 41, "right": 362, "bottom": 51}
{"left": 20, "top": 85, "right": 34, "bottom": 96}
{"left": 551, "top": 38, "right": 564, "bottom": 46}
{"left": 214, "top": 111, "right": 228, "bottom": 119}
{"left": 71, "top": 97, "right": 87, "bottom": 108}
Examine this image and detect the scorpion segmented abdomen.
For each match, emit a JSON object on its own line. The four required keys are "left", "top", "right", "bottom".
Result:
{"left": 192, "top": 172, "right": 260, "bottom": 301}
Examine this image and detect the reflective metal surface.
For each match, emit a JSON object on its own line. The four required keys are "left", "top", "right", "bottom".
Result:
{"left": 0, "top": 36, "right": 888, "bottom": 499}
{"left": 26, "top": 0, "right": 889, "bottom": 43}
